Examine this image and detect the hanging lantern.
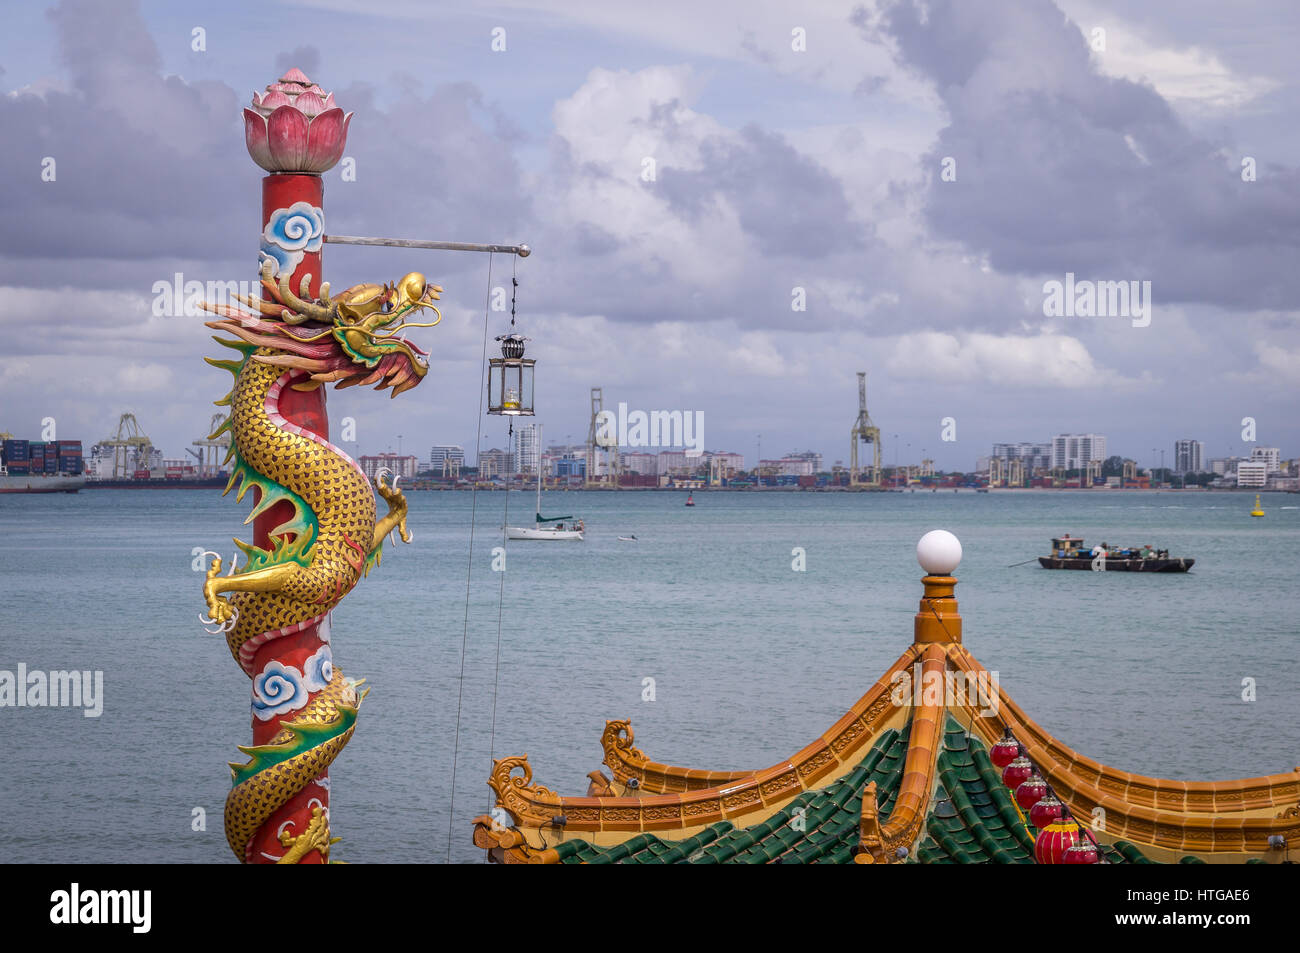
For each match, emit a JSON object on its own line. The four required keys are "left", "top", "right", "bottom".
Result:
{"left": 1015, "top": 771, "right": 1048, "bottom": 810}
{"left": 1029, "top": 792, "right": 1064, "bottom": 830}
{"left": 487, "top": 334, "right": 535, "bottom": 416}
{"left": 990, "top": 729, "right": 1019, "bottom": 768}
{"left": 1002, "top": 754, "right": 1033, "bottom": 790}
{"left": 1034, "top": 812, "right": 1081, "bottom": 864}
{"left": 1063, "top": 837, "right": 1100, "bottom": 864}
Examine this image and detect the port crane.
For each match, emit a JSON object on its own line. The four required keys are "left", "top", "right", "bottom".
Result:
{"left": 98, "top": 413, "right": 154, "bottom": 479}
{"left": 585, "top": 386, "right": 621, "bottom": 488}
{"left": 187, "top": 413, "right": 231, "bottom": 477}
{"left": 849, "top": 371, "right": 881, "bottom": 486}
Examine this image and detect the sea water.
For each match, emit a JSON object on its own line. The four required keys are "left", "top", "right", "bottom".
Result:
{"left": 1, "top": 489, "right": 1296, "bottom": 862}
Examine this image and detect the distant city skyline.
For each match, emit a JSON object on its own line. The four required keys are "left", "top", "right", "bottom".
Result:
{"left": 4, "top": 1, "right": 1299, "bottom": 476}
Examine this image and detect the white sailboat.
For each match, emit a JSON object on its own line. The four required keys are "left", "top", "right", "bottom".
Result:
{"left": 505, "top": 425, "right": 584, "bottom": 541}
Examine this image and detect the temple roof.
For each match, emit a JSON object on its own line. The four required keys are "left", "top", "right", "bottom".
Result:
{"left": 473, "top": 538, "right": 1300, "bottom": 865}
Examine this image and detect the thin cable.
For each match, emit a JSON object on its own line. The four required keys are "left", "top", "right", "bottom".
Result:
{"left": 487, "top": 259, "right": 518, "bottom": 787}
{"left": 446, "top": 252, "right": 494, "bottom": 864}
{"left": 483, "top": 260, "right": 522, "bottom": 862}
{"left": 489, "top": 421, "right": 511, "bottom": 769}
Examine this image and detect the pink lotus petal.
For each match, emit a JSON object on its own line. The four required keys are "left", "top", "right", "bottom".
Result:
{"left": 323, "top": 91, "right": 336, "bottom": 109}
{"left": 294, "top": 90, "right": 328, "bottom": 117}
{"left": 304, "top": 107, "right": 349, "bottom": 172}
{"left": 307, "top": 85, "right": 325, "bottom": 96}
{"left": 242, "top": 108, "right": 275, "bottom": 171}
{"left": 260, "top": 88, "right": 293, "bottom": 110}
{"left": 266, "top": 104, "right": 311, "bottom": 170}
{"left": 280, "top": 67, "right": 312, "bottom": 85}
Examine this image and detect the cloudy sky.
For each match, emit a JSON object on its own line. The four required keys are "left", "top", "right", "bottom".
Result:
{"left": 1, "top": 0, "right": 1297, "bottom": 470}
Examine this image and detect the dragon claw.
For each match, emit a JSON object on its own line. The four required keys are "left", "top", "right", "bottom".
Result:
{"left": 200, "top": 605, "right": 238, "bottom": 635}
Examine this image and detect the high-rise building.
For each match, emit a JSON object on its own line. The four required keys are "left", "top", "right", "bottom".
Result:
{"left": 1251, "top": 447, "right": 1280, "bottom": 472}
{"left": 1236, "top": 461, "right": 1268, "bottom": 488}
{"left": 707, "top": 451, "right": 745, "bottom": 472}
{"left": 1052, "top": 434, "right": 1107, "bottom": 471}
{"left": 620, "top": 452, "right": 657, "bottom": 475}
{"left": 786, "top": 450, "right": 822, "bottom": 472}
{"left": 1173, "top": 439, "right": 1205, "bottom": 474}
{"left": 429, "top": 445, "right": 465, "bottom": 472}
{"left": 477, "top": 448, "right": 513, "bottom": 479}
{"left": 513, "top": 424, "right": 539, "bottom": 475}
{"left": 358, "top": 453, "right": 418, "bottom": 481}
{"left": 992, "top": 442, "right": 1052, "bottom": 471}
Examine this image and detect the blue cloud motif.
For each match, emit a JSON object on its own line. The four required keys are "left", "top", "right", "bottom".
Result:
{"left": 251, "top": 661, "right": 309, "bottom": 721}
{"left": 302, "top": 645, "right": 334, "bottom": 693}
{"left": 258, "top": 246, "right": 295, "bottom": 279}
{"left": 260, "top": 201, "right": 324, "bottom": 278}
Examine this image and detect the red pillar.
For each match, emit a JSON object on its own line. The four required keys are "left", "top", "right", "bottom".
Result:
{"left": 240, "top": 69, "right": 351, "bottom": 863}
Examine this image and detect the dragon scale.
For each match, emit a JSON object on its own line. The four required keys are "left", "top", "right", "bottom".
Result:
{"left": 201, "top": 258, "right": 440, "bottom": 863}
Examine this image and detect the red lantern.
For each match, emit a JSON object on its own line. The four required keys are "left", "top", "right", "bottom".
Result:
{"left": 1030, "top": 793, "right": 1064, "bottom": 830}
{"left": 1015, "top": 772, "right": 1048, "bottom": 810}
{"left": 1063, "top": 838, "right": 1100, "bottom": 864}
{"left": 1035, "top": 815, "right": 1081, "bottom": 864}
{"left": 1002, "top": 755, "right": 1033, "bottom": 790}
{"left": 990, "top": 730, "right": 1019, "bottom": 768}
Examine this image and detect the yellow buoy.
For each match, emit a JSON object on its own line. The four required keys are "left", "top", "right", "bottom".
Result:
{"left": 1250, "top": 493, "right": 1265, "bottom": 518}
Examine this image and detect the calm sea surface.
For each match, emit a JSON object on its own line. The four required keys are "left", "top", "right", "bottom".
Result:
{"left": 1, "top": 487, "right": 1297, "bottom": 863}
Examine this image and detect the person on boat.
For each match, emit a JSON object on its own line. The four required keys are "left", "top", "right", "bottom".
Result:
{"left": 556, "top": 523, "right": 564, "bottom": 531}
{"left": 577, "top": 519, "right": 585, "bottom": 533}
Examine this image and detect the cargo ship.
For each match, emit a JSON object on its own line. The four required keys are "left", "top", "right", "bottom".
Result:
{"left": 1038, "top": 536, "right": 1194, "bottom": 573}
{"left": 0, "top": 437, "right": 86, "bottom": 493}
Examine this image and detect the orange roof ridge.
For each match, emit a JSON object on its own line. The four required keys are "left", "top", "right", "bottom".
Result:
{"left": 482, "top": 645, "right": 925, "bottom": 839}
{"left": 857, "top": 644, "right": 947, "bottom": 863}
{"left": 944, "top": 643, "right": 1300, "bottom": 854}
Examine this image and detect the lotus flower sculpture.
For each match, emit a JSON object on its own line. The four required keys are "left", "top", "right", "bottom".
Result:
{"left": 243, "top": 68, "right": 352, "bottom": 174}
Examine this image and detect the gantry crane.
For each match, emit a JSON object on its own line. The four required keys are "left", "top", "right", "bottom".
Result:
{"left": 850, "top": 371, "right": 881, "bottom": 486}
{"left": 585, "top": 386, "right": 621, "bottom": 488}
{"left": 187, "top": 413, "right": 231, "bottom": 477}
{"left": 98, "top": 413, "right": 154, "bottom": 479}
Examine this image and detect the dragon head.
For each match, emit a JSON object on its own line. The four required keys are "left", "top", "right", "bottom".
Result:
{"left": 202, "top": 261, "right": 441, "bottom": 396}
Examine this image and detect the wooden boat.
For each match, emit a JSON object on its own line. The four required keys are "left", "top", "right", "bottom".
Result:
{"left": 1037, "top": 536, "right": 1193, "bottom": 572}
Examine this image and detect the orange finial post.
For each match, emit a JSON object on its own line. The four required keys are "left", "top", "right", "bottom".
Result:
{"left": 914, "top": 530, "right": 963, "bottom": 644}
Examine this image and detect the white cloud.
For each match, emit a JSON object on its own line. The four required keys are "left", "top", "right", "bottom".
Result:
{"left": 1058, "top": 1, "right": 1279, "bottom": 110}
{"left": 885, "top": 331, "right": 1131, "bottom": 388}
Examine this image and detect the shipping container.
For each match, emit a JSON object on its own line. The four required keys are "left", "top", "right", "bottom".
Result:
{"left": 44, "top": 459, "right": 58, "bottom": 473}
{"left": 58, "top": 445, "right": 82, "bottom": 456}
{"left": 6, "top": 463, "right": 30, "bottom": 473}
{"left": 133, "top": 469, "right": 152, "bottom": 480}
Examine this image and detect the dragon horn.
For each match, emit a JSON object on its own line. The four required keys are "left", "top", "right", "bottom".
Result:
{"left": 276, "top": 270, "right": 334, "bottom": 324}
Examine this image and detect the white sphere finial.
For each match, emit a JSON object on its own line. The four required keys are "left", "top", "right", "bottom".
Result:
{"left": 917, "top": 530, "right": 962, "bottom": 575}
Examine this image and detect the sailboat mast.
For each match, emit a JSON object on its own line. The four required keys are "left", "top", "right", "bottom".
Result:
{"left": 536, "top": 423, "right": 542, "bottom": 517}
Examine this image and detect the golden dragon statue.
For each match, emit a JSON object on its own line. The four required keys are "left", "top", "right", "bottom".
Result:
{"left": 199, "top": 259, "right": 440, "bottom": 862}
